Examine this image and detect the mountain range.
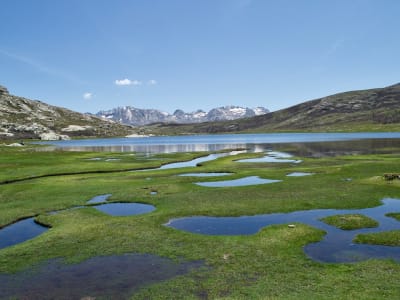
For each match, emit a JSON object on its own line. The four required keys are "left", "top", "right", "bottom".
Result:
{"left": 141, "top": 83, "right": 400, "bottom": 135}
{"left": 1, "top": 82, "right": 400, "bottom": 140}
{"left": 96, "top": 106, "right": 269, "bottom": 126}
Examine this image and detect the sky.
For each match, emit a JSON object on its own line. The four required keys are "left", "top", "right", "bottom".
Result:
{"left": 0, "top": 0, "right": 399, "bottom": 114}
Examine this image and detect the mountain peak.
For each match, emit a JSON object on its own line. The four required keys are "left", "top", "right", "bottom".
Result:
{"left": 97, "top": 105, "right": 269, "bottom": 126}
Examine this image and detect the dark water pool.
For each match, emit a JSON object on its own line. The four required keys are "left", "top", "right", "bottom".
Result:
{"left": 166, "top": 198, "right": 400, "bottom": 263}
{"left": 0, "top": 254, "right": 203, "bottom": 299}
{"left": 0, "top": 218, "right": 49, "bottom": 249}
{"left": 93, "top": 202, "right": 155, "bottom": 216}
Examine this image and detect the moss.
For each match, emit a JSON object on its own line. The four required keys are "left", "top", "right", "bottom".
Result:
{"left": 320, "top": 214, "right": 379, "bottom": 230}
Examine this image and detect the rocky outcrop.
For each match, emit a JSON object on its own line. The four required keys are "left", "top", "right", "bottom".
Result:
{"left": 0, "top": 85, "right": 9, "bottom": 95}
{"left": 96, "top": 105, "right": 269, "bottom": 126}
{"left": 0, "top": 85, "right": 134, "bottom": 140}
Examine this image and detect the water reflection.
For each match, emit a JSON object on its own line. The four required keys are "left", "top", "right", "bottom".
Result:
{"left": 195, "top": 176, "right": 281, "bottom": 187}
{"left": 286, "top": 172, "right": 314, "bottom": 177}
{"left": 166, "top": 198, "right": 400, "bottom": 263}
{"left": 93, "top": 203, "right": 155, "bottom": 216}
{"left": 236, "top": 151, "right": 302, "bottom": 163}
{"left": 0, "top": 218, "right": 49, "bottom": 249}
{"left": 87, "top": 194, "right": 112, "bottom": 204}
{"left": 0, "top": 254, "right": 203, "bottom": 299}
{"left": 34, "top": 133, "right": 400, "bottom": 154}
{"left": 179, "top": 173, "right": 233, "bottom": 177}
{"left": 139, "top": 152, "right": 238, "bottom": 171}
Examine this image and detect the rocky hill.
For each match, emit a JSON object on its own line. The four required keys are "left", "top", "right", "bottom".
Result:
{"left": 96, "top": 105, "right": 269, "bottom": 125}
{"left": 0, "top": 85, "right": 133, "bottom": 140}
{"left": 141, "top": 83, "right": 400, "bottom": 135}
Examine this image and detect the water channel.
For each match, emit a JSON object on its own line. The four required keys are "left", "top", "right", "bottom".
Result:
{"left": 166, "top": 198, "right": 400, "bottom": 263}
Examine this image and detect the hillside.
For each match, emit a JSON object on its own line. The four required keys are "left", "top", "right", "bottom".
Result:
{"left": 141, "top": 83, "right": 400, "bottom": 135}
{"left": 0, "top": 85, "right": 133, "bottom": 140}
{"left": 96, "top": 105, "right": 269, "bottom": 125}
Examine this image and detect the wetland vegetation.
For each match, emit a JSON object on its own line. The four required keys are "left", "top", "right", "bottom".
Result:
{"left": 1, "top": 136, "right": 400, "bottom": 299}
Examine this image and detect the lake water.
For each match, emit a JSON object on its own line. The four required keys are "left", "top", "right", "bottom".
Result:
{"left": 36, "top": 132, "right": 400, "bottom": 153}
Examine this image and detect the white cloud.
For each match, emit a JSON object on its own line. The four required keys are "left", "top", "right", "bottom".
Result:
{"left": 147, "top": 79, "right": 157, "bottom": 85}
{"left": 115, "top": 78, "right": 142, "bottom": 86}
{"left": 83, "top": 92, "right": 92, "bottom": 100}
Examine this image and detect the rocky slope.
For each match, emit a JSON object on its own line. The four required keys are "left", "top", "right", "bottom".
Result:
{"left": 96, "top": 105, "right": 269, "bottom": 125}
{"left": 141, "top": 83, "right": 400, "bottom": 134}
{"left": 0, "top": 85, "right": 133, "bottom": 140}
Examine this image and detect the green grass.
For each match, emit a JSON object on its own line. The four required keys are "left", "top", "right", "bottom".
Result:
{"left": 355, "top": 231, "right": 400, "bottom": 246}
{"left": 1, "top": 144, "right": 400, "bottom": 299}
{"left": 386, "top": 212, "right": 400, "bottom": 221}
{"left": 320, "top": 214, "right": 379, "bottom": 230}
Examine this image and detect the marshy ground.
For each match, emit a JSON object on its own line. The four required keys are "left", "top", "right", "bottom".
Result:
{"left": 1, "top": 142, "right": 400, "bottom": 299}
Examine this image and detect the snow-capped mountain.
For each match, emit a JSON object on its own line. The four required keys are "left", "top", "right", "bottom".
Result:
{"left": 96, "top": 106, "right": 269, "bottom": 126}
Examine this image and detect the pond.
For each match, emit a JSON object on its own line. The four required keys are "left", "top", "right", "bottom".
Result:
{"left": 179, "top": 172, "right": 233, "bottom": 177}
{"left": 93, "top": 202, "right": 155, "bottom": 216}
{"left": 195, "top": 176, "right": 282, "bottom": 187}
{"left": 86, "top": 194, "right": 112, "bottom": 204}
{"left": 286, "top": 172, "right": 314, "bottom": 177}
{"left": 236, "top": 150, "right": 302, "bottom": 163}
{"left": 166, "top": 198, "right": 400, "bottom": 263}
{"left": 0, "top": 254, "right": 203, "bottom": 299}
{"left": 0, "top": 218, "right": 49, "bottom": 249}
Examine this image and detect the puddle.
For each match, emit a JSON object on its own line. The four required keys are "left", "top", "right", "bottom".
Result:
{"left": 0, "top": 218, "right": 49, "bottom": 250}
{"left": 286, "top": 172, "right": 314, "bottom": 177}
{"left": 140, "top": 151, "right": 237, "bottom": 171}
{"left": 105, "top": 158, "right": 121, "bottom": 162}
{"left": 195, "top": 176, "right": 281, "bottom": 187}
{"left": 94, "top": 203, "right": 155, "bottom": 216}
{"left": 150, "top": 191, "right": 158, "bottom": 195}
{"left": 179, "top": 173, "right": 233, "bottom": 177}
{"left": 166, "top": 198, "right": 400, "bottom": 263}
{"left": 87, "top": 194, "right": 112, "bottom": 204}
{"left": 237, "top": 151, "right": 302, "bottom": 163}
{"left": 0, "top": 254, "right": 203, "bottom": 299}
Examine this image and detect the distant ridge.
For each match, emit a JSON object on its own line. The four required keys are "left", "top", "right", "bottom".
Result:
{"left": 141, "top": 83, "right": 400, "bottom": 134}
{"left": 95, "top": 105, "right": 269, "bottom": 126}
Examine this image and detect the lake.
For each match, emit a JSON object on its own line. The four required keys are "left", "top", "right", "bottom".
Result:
{"left": 36, "top": 132, "right": 400, "bottom": 153}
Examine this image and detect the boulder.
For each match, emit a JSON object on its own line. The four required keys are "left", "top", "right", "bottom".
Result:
{"left": 39, "top": 132, "right": 70, "bottom": 141}
{"left": 0, "top": 85, "right": 9, "bottom": 95}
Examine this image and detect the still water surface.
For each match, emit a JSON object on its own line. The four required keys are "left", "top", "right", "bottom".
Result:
{"left": 166, "top": 198, "right": 400, "bottom": 263}
{"left": 36, "top": 132, "right": 400, "bottom": 153}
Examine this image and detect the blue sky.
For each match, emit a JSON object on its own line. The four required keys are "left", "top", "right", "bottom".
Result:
{"left": 1, "top": 0, "right": 399, "bottom": 113}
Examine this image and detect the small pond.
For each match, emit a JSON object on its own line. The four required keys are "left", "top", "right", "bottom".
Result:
{"left": 0, "top": 254, "right": 203, "bottom": 299}
{"left": 87, "top": 194, "right": 112, "bottom": 204}
{"left": 0, "top": 218, "right": 49, "bottom": 250}
{"left": 236, "top": 151, "right": 302, "bottom": 163}
{"left": 286, "top": 172, "right": 314, "bottom": 177}
{"left": 179, "top": 172, "right": 233, "bottom": 177}
{"left": 195, "top": 176, "right": 281, "bottom": 187}
{"left": 166, "top": 198, "right": 400, "bottom": 263}
{"left": 140, "top": 152, "right": 235, "bottom": 171}
{"left": 93, "top": 202, "right": 155, "bottom": 216}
